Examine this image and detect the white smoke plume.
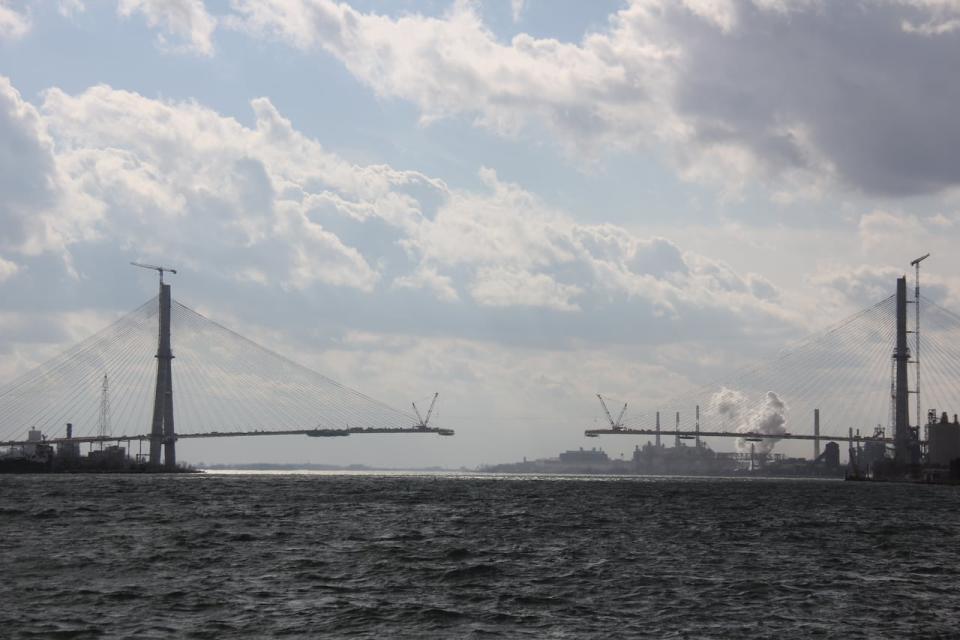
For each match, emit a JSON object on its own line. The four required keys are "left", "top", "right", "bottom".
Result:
{"left": 712, "top": 387, "right": 745, "bottom": 426}
{"left": 743, "top": 391, "right": 788, "bottom": 455}
{"left": 709, "top": 388, "right": 788, "bottom": 455}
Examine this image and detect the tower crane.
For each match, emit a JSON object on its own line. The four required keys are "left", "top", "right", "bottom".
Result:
{"left": 131, "top": 261, "right": 178, "bottom": 284}
{"left": 413, "top": 393, "right": 439, "bottom": 430}
{"left": 597, "top": 394, "right": 627, "bottom": 430}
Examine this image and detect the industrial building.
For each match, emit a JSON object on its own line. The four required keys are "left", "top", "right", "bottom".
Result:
{"left": 927, "top": 411, "right": 960, "bottom": 467}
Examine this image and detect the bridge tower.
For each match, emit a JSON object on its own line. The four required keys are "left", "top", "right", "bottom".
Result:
{"left": 149, "top": 282, "right": 176, "bottom": 468}
{"left": 134, "top": 263, "right": 178, "bottom": 469}
{"left": 813, "top": 408, "right": 820, "bottom": 460}
{"left": 893, "top": 276, "right": 919, "bottom": 465}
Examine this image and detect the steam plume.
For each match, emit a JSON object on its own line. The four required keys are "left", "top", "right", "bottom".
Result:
{"left": 709, "top": 388, "right": 788, "bottom": 454}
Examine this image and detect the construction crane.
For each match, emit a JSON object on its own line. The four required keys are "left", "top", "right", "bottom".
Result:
{"left": 413, "top": 393, "right": 439, "bottom": 430}
{"left": 597, "top": 394, "right": 627, "bottom": 431}
{"left": 131, "top": 261, "right": 177, "bottom": 284}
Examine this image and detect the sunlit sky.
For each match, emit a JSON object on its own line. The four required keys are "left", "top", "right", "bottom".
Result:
{"left": 3, "top": 0, "right": 960, "bottom": 466}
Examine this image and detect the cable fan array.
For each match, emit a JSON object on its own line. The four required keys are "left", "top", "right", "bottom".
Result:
{"left": 617, "top": 294, "right": 960, "bottom": 442}
{"left": 0, "top": 297, "right": 419, "bottom": 442}
{"left": 5, "top": 291, "right": 960, "bottom": 446}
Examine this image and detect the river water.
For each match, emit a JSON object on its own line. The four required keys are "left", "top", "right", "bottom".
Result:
{"left": 2, "top": 473, "right": 959, "bottom": 638}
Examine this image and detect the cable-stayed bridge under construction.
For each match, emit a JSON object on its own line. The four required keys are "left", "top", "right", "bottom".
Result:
{"left": 3, "top": 268, "right": 960, "bottom": 469}
{"left": 588, "top": 272, "right": 960, "bottom": 468}
{"left": 0, "top": 277, "right": 452, "bottom": 469}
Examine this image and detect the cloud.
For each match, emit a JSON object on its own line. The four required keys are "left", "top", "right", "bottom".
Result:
{"left": 402, "top": 166, "right": 790, "bottom": 324}
{"left": 393, "top": 266, "right": 459, "bottom": 302}
{"left": 853, "top": 211, "right": 960, "bottom": 307}
{"left": 34, "top": 82, "right": 400, "bottom": 293}
{"left": 812, "top": 262, "right": 953, "bottom": 311}
{"left": 0, "top": 75, "right": 793, "bottom": 361}
{"left": 0, "top": 2, "right": 30, "bottom": 41}
{"left": 117, "top": 0, "right": 217, "bottom": 55}
{"left": 58, "top": 0, "right": 86, "bottom": 17}
{"left": 231, "top": 0, "right": 666, "bottom": 144}
{"left": 626, "top": 237, "right": 689, "bottom": 278}
{"left": 470, "top": 266, "right": 583, "bottom": 311}
{"left": 510, "top": 0, "right": 525, "bottom": 23}
{"left": 0, "top": 76, "right": 53, "bottom": 249}
{"left": 0, "top": 76, "right": 93, "bottom": 255}
{"left": 813, "top": 265, "right": 906, "bottom": 308}
{"left": 230, "top": 0, "right": 960, "bottom": 197}
{"left": 0, "top": 72, "right": 848, "bottom": 465}
{"left": 283, "top": 210, "right": 380, "bottom": 292}
{"left": 0, "top": 255, "right": 18, "bottom": 282}
{"left": 858, "top": 209, "right": 930, "bottom": 252}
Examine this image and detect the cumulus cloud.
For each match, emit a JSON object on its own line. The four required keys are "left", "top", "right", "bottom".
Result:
{"left": 401, "top": 166, "right": 790, "bottom": 324}
{"left": 812, "top": 262, "right": 954, "bottom": 312}
{"left": 0, "top": 76, "right": 97, "bottom": 255}
{"left": 231, "top": 0, "right": 667, "bottom": 145}
{"left": 393, "top": 266, "right": 459, "bottom": 302}
{"left": 470, "top": 266, "right": 584, "bottom": 311}
{"left": 0, "top": 77, "right": 54, "bottom": 250}
{"left": 0, "top": 75, "right": 791, "bottom": 354}
{"left": 813, "top": 265, "right": 906, "bottom": 308}
{"left": 35, "top": 81, "right": 409, "bottom": 293}
{"left": 229, "top": 0, "right": 960, "bottom": 197}
{"left": 283, "top": 215, "right": 380, "bottom": 292}
{"left": 117, "top": 0, "right": 217, "bottom": 55}
{"left": 0, "top": 2, "right": 30, "bottom": 40}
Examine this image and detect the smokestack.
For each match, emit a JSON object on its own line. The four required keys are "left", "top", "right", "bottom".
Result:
{"left": 695, "top": 405, "right": 701, "bottom": 449}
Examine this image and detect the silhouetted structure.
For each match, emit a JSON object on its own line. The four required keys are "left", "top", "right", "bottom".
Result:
{"left": 817, "top": 441, "right": 840, "bottom": 468}
{"left": 149, "top": 281, "right": 176, "bottom": 468}
{"left": 928, "top": 411, "right": 960, "bottom": 467}
{"left": 894, "top": 276, "right": 921, "bottom": 465}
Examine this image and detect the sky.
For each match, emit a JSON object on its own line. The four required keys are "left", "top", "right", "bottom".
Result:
{"left": 3, "top": 0, "right": 960, "bottom": 467}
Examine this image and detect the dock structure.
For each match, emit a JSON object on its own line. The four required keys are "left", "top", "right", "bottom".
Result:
{"left": 586, "top": 427, "right": 893, "bottom": 445}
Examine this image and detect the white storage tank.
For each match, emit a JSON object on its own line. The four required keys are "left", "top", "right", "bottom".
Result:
{"left": 23, "top": 428, "right": 44, "bottom": 456}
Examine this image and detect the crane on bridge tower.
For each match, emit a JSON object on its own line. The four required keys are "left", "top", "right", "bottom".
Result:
{"left": 597, "top": 394, "right": 628, "bottom": 431}
{"left": 413, "top": 393, "right": 439, "bottom": 430}
{"left": 911, "top": 253, "right": 930, "bottom": 458}
{"left": 131, "top": 262, "right": 178, "bottom": 284}
{"left": 131, "top": 261, "right": 179, "bottom": 469}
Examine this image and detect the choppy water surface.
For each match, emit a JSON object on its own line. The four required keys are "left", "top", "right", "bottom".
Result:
{"left": 3, "top": 474, "right": 960, "bottom": 639}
